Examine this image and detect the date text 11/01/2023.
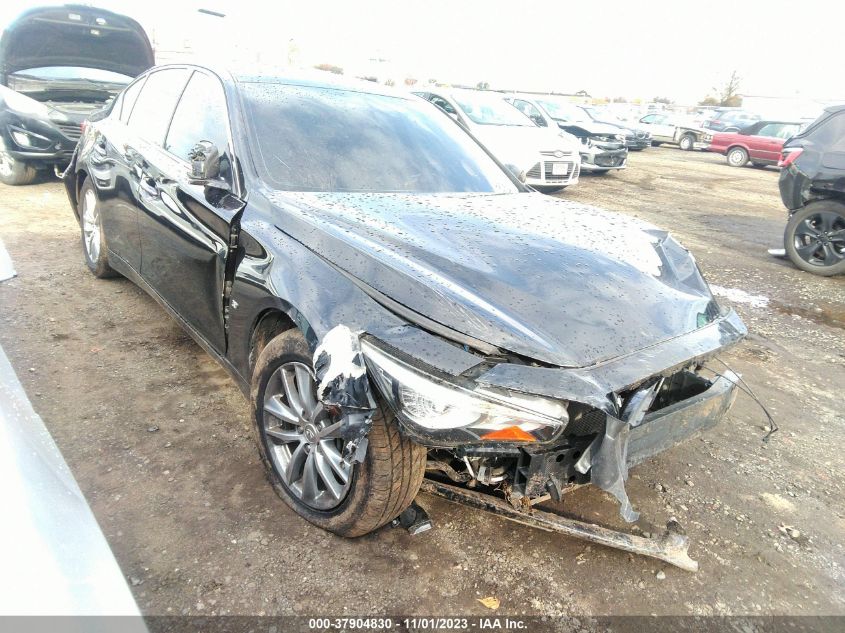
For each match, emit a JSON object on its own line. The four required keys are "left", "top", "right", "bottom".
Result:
{"left": 308, "top": 617, "right": 528, "bottom": 630}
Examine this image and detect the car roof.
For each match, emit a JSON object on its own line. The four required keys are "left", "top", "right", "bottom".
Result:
{"left": 145, "top": 63, "right": 415, "bottom": 101}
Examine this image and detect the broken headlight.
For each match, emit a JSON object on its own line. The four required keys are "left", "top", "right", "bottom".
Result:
{"left": 361, "top": 340, "right": 568, "bottom": 445}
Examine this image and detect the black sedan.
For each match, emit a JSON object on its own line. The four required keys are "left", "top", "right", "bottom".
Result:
{"left": 65, "top": 64, "right": 746, "bottom": 537}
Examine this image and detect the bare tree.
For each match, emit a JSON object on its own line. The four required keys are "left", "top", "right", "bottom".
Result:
{"left": 718, "top": 71, "right": 742, "bottom": 107}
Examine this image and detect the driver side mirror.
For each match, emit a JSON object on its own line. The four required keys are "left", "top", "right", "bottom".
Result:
{"left": 188, "top": 141, "right": 228, "bottom": 190}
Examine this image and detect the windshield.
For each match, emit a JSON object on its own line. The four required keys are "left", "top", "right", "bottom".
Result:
{"left": 242, "top": 82, "right": 520, "bottom": 193}
{"left": 534, "top": 98, "right": 587, "bottom": 123}
{"left": 451, "top": 91, "right": 534, "bottom": 126}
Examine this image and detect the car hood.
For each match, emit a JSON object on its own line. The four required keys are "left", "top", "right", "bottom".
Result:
{"left": 266, "top": 190, "right": 722, "bottom": 368}
{"left": 556, "top": 119, "right": 623, "bottom": 138}
{"left": 471, "top": 125, "right": 579, "bottom": 169}
{"left": 0, "top": 5, "right": 154, "bottom": 79}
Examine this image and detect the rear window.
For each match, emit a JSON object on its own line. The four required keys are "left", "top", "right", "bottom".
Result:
{"left": 240, "top": 83, "right": 518, "bottom": 193}
{"left": 805, "top": 111, "right": 845, "bottom": 150}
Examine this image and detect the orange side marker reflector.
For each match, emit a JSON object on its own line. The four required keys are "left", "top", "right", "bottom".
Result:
{"left": 480, "top": 426, "right": 536, "bottom": 442}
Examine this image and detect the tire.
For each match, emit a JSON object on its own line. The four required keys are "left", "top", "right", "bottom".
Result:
{"left": 726, "top": 146, "right": 749, "bottom": 168}
{"left": 251, "top": 329, "right": 427, "bottom": 537}
{"left": 78, "top": 179, "right": 118, "bottom": 278}
{"left": 784, "top": 201, "right": 845, "bottom": 276}
{"left": 679, "top": 133, "right": 695, "bottom": 151}
{"left": 0, "top": 152, "right": 37, "bottom": 186}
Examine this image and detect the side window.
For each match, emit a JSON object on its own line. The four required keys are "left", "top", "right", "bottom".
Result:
{"left": 429, "top": 95, "right": 456, "bottom": 115}
{"left": 756, "top": 123, "right": 781, "bottom": 137}
{"left": 514, "top": 100, "right": 540, "bottom": 119}
{"left": 165, "top": 72, "right": 230, "bottom": 165}
{"left": 127, "top": 69, "right": 191, "bottom": 145}
{"left": 640, "top": 114, "right": 657, "bottom": 124}
{"left": 119, "top": 76, "right": 146, "bottom": 123}
{"left": 812, "top": 112, "right": 845, "bottom": 151}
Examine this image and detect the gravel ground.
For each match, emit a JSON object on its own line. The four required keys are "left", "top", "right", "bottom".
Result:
{"left": 0, "top": 147, "right": 843, "bottom": 617}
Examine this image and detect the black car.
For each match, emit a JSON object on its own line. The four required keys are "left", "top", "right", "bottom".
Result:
{"left": 778, "top": 105, "right": 845, "bottom": 276}
{"left": 701, "top": 109, "right": 761, "bottom": 133}
{"left": 0, "top": 4, "right": 153, "bottom": 185}
{"left": 64, "top": 64, "right": 746, "bottom": 538}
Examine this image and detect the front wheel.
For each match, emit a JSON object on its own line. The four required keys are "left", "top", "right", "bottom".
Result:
{"left": 727, "top": 146, "right": 749, "bottom": 167}
{"left": 784, "top": 202, "right": 845, "bottom": 276}
{"left": 679, "top": 133, "right": 695, "bottom": 151}
{"left": 251, "top": 329, "right": 427, "bottom": 537}
{"left": 0, "top": 152, "right": 37, "bottom": 186}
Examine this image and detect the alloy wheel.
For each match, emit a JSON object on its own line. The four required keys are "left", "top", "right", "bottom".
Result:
{"left": 262, "top": 361, "right": 352, "bottom": 510}
{"left": 792, "top": 211, "right": 845, "bottom": 267}
{"left": 81, "top": 188, "right": 101, "bottom": 262}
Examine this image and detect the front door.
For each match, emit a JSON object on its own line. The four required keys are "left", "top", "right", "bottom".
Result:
{"left": 135, "top": 70, "right": 242, "bottom": 353}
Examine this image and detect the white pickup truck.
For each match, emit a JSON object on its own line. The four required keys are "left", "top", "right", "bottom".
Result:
{"left": 637, "top": 113, "right": 711, "bottom": 151}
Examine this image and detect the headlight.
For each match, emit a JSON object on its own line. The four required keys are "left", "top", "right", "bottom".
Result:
{"left": 0, "top": 86, "right": 51, "bottom": 117}
{"left": 8, "top": 126, "right": 52, "bottom": 150}
{"left": 579, "top": 136, "right": 593, "bottom": 148}
{"left": 361, "top": 340, "right": 568, "bottom": 445}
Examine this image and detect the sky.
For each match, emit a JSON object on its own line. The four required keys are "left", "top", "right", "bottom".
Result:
{"left": 3, "top": 0, "right": 844, "bottom": 105}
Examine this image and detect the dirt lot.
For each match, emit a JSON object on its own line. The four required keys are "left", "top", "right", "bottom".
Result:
{"left": 1, "top": 147, "right": 843, "bottom": 618}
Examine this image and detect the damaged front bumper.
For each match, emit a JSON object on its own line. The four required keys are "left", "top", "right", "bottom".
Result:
{"left": 628, "top": 370, "right": 737, "bottom": 467}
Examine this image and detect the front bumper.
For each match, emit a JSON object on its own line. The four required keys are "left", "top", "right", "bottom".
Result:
{"left": 625, "top": 135, "right": 651, "bottom": 150}
{"left": 515, "top": 371, "right": 738, "bottom": 497}
{"left": 0, "top": 112, "right": 82, "bottom": 166}
{"left": 525, "top": 157, "right": 581, "bottom": 188}
{"left": 581, "top": 147, "right": 627, "bottom": 171}
{"left": 627, "top": 371, "right": 737, "bottom": 466}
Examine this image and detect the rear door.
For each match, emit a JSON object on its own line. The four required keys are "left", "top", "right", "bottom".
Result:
{"left": 751, "top": 123, "right": 788, "bottom": 162}
{"left": 135, "top": 69, "right": 242, "bottom": 353}
{"left": 93, "top": 74, "right": 147, "bottom": 272}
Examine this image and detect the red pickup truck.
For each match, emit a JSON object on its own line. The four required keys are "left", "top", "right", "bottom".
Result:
{"left": 708, "top": 121, "right": 803, "bottom": 168}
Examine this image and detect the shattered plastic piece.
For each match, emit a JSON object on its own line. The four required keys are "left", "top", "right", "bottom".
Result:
{"left": 477, "top": 597, "right": 500, "bottom": 610}
{"left": 313, "top": 325, "right": 377, "bottom": 460}
{"left": 576, "top": 381, "right": 661, "bottom": 523}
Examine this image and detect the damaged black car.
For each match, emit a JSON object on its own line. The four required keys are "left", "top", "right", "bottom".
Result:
{"left": 64, "top": 65, "right": 746, "bottom": 566}
{"left": 0, "top": 5, "right": 153, "bottom": 185}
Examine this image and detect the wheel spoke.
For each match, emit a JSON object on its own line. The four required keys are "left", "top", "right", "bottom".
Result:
{"left": 284, "top": 442, "right": 307, "bottom": 484}
{"left": 797, "top": 220, "right": 820, "bottom": 238}
{"left": 819, "top": 212, "right": 835, "bottom": 233}
{"left": 314, "top": 450, "right": 344, "bottom": 499}
{"left": 822, "top": 242, "right": 843, "bottom": 265}
{"left": 295, "top": 365, "right": 318, "bottom": 416}
{"left": 281, "top": 368, "right": 305, "bottom": 417}
{"left": 300, "top": 451, "right": 320, "bottom": 500}
{"left": 316, "top": 420, "right": 343, "bottom": 440}
{"left": 264, "top": 394, "right": 298, "bottom": 424}
{"left": 319, "top": 441, "right": 350, "bottom": 483}
{"left": 265, "top": 426, "right": 302, "bottom": 443}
